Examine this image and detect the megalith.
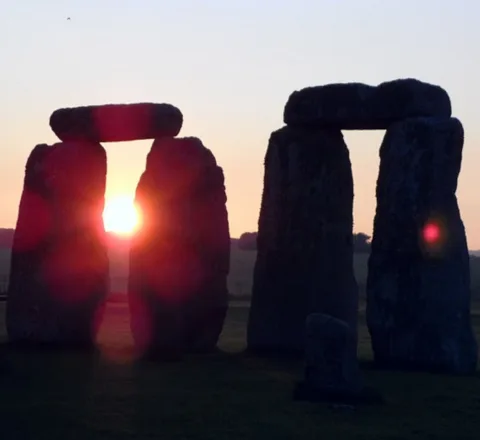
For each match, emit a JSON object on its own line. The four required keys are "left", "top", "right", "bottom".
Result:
{"left": 247, "top": 126, "right": 358, "bottom": 356}
{"left": 294, "top": 313, "right": 381, "bottom": 404}
{"left": 50, "top": 103, "right": 183, "bottom": 142}
{"left": 129, "top": 137, "right": 230, "bottom": 359}
{"left": 284, "top": 78, "right": 451, "bottom": 130}
{"left": 7, "top": 141, "right": 109, "bottom": 346}
{"left": 367, "top": 117, "right": 478, "bottom": 374}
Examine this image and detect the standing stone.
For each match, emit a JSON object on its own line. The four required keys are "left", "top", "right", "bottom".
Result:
{"left": 284, "top": 78, "right": 451, "bottom": 130}
{"left": 247, "top": 126, "right": 358, "bottom": 356}
{"left": 7, "top": 141, "right": 109, "bottom": 347}
{"left": 129, "top": 137, "right": 230, "bottom": 359}
{"left": 294, "top": 313, "right": 381, "bottom": 404}
{"left": 367, "top": 117, "right": 478, "bottom": 374}
{"left": 50, "top": 103, "right": 183, "bottom": 142}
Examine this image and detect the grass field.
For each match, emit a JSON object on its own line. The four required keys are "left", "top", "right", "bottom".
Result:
{"left": 1, "top": 247, "right": 480, "bottom": 438}
{"left": 2, "top": 244, "right": 480, "bottom": 438}
{"left": 1, "top": 299, "right": 480, "bottom": 439}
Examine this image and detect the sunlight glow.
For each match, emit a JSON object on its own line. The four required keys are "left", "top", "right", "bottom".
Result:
{"left": 103, "top": 195, "right": 141, "bottom": 236}
{"left": 423, "top": 222, "right": 441, "bottom": 244}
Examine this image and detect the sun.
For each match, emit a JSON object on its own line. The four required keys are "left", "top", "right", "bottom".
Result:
{"left": 103, "top": 195, "right": 141, "bottom": 236}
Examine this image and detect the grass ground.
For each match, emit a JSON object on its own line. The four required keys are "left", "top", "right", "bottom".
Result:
{"left": 1, "top": 300, "right": 480, "bottom": 439}
{"left": 1, "top": 247, "right": 480, "bottom": 438}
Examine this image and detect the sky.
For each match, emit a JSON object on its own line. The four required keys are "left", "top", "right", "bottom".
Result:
{"left": 1, "top": 0, "right": 479, "bottom": 246}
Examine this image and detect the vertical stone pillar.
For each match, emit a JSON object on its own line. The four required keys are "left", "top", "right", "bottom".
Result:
{"left": 367, "top": 117, "right": 478, "bottom": 374}
{"left": 247, "top": 126, "right": 358, "bottom": 356}
{"left": 7, "top": 141, "right": 109, "bottom": 347}
{"left": 128, "top": 137, "right": 230, "bottom": 359}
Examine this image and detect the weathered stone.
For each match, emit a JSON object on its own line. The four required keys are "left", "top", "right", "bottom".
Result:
{"left": 366, "top": 117, "right": 478, "bottom": 374}
{"left": 284, "top": 78, "right": 451, "bottom": 130}
{"left": 0, "top": 359, "right": 8, "bottom": 375}
{"left": 247, "top": 126, "right": 358, "bottom": 356}
{"left": 294, "top": 313, "right": 382, "bottom": 404}
{"left": 50, "top": 103, "right": 183, "bottom": 142}
{"left": 6, "top": 141, "right": 109, "bottom": 347}
{"left": 128, "top": 137, "right": 230, "bottom": 359}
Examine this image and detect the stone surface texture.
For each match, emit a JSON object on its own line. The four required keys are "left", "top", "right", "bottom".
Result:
{"left": 284, "top": 78, "right": 451, "bottom": 130}
{"left": 294, "top": 314, "right": 363, "bottom": 399}
{"left": 247, "top": 126, "right": 358, "bottom": 356}
{"left": 50, "top": 103, "right": 183, "bottom": 142}
{"left": 366, "top": 117, "right": 478, "bottom": 374}
{"left": 7, "top": 141, "right": 109, "bottom": 346}
{"left": 128, "top": 137, "right": 230, "bottom": 359}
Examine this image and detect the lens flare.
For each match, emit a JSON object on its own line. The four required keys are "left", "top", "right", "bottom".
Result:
{"left": 420, "top": 218, "right": 448, "bottom": 258}
{"left": 423, "top": 222, "right": 441, "bottom": 244}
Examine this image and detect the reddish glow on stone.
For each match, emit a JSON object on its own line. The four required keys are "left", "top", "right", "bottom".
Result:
{"left": 423, "top": 222, "right": 441, "bottom": 244}
{"left": 41, "top": 238, "right": 104, "bottom": 304}
{"left": 13, "top": 190, "right": 51, "bottom": 252}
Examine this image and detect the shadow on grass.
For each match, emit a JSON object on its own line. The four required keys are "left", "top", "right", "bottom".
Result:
{"left": 1, "top": 302, "right": 480, "bottom": 439}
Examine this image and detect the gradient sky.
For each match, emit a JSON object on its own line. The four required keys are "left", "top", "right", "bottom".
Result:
{"left": 1, "top": 1, "right": 479, "bottom": 246}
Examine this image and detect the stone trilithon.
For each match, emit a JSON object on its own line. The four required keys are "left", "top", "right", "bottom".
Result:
{"left": 7, "top": 102, "right": 186, "bottom": 349}
{"left": 248, "top": 78, "right": 477, "bottom": 377}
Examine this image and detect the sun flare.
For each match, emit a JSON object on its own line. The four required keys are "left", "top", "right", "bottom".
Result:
{"left": 103, "top": 195, "right": 141, "bottom": 236}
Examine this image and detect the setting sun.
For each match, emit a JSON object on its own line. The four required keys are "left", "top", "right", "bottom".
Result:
{"left": 103, "top": 195, "right": 141, "bottom": 236}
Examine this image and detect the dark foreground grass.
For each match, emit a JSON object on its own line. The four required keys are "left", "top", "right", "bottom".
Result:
{"left": 1, "top": 302, "right": 480, "bottom": 440}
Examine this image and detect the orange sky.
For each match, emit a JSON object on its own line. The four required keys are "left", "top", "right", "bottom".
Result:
{"left": 1, "top": 2, "right": 479, "bottom": 248}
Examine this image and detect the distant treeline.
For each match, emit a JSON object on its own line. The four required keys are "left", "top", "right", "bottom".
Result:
{"left": 0, "top": 228, "right": 133, "bottom": 250}
{"left": 0, "top": 228, "right": 247, "bottom": 250}
{"left": 1, "top": 227, "right": 479, "bottom": 259}
{"left": 237, "top": 231, "right": 372, "bottom": 253}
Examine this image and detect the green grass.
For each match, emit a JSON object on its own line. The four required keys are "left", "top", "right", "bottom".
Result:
{"left": 1, "top": 301, "right": 480, "bottom": 439}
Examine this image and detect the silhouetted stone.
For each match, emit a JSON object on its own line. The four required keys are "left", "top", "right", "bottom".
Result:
{"left": 247, "top": 126, "right": 358, "bottom": 356}
{"left": 284, "top": 78, "right": 451, "bottom": 130}
{"left": 367, "top": 117, "right": 478, "bottom": 374}
{"left": 7, "top": 141, "right": 109, "bottom": 347}
{"left": 294, "top": 313, "right": 382, "bottom": 405}
{"left": 50, "top": 103, "right": 183, "bottom": 142}
{"left": 129, "top": 137, "right": 230, "bottom": 359}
